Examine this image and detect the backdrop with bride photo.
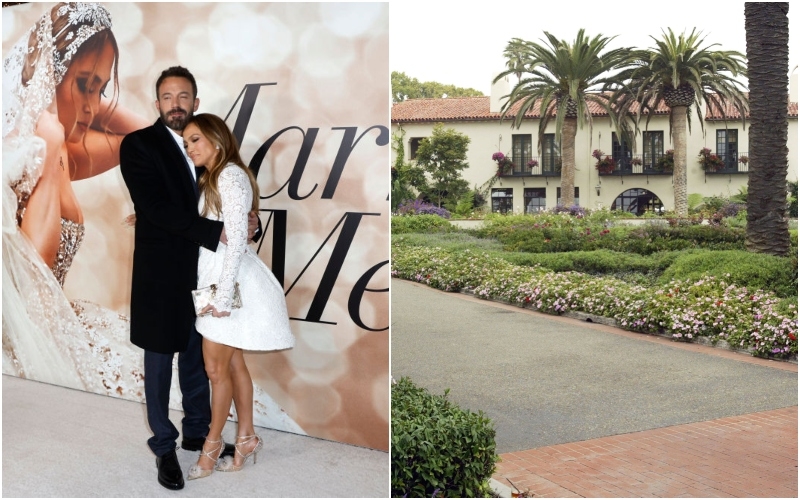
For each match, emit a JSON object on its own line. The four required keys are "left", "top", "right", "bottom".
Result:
{"left": 2, "top": 2, "right": 389, "bottom": 451}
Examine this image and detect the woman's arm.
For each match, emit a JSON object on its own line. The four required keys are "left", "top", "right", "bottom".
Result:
{"left": 211, "top": 166, "right": 251, "bottom": 314}
{"left": 67, "top": 98, "right": 150, "bottom": 181}
{"left": 20, "top": 110, "right": 68, "bottom": 268}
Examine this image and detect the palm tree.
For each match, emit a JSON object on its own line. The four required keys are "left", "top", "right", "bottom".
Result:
{"left": 610, "top": 29, "right": 748, "bottom": 216}
{"left": 494, "top": 30, "right": 633, "bottom": 207}
{"left": 744, "top": 3, "right": 791, "bottom": 256}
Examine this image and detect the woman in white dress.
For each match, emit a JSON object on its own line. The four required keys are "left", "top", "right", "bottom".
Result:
{"left": 182, "top": 113, "right": 295, "bottom": 480}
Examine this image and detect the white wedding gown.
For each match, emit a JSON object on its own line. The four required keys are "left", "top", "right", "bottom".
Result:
{"left": 196, "top": 164, "right": 296, "bottom": 352}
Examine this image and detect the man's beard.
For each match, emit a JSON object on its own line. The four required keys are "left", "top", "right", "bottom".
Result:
{"left": 161, "top": 107, "right": 192, "bottom": 132}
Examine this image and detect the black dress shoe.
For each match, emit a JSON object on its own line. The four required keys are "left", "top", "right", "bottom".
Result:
{"left": 220, "top": 442, "right": 235, "bottom": 458}
{"left": 182, "top": 437, "right": 235, "bottom": 458}
{"left": 156, "top": 449, "right": 184, "bottom": 490}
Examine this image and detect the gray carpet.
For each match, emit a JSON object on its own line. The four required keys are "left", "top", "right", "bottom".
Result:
{"left": 391, "top": 279, "right": 798, "bottom": 454}
{"left": 2, "top": 374, "right": 388, "bottom": 497}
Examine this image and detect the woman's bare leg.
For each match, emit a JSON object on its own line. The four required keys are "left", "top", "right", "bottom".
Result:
{"left": 229, "top": 349, "right": 258, "bottom": 466}
{"left": 197, "top": 337, "right": 235, "bottom": 470}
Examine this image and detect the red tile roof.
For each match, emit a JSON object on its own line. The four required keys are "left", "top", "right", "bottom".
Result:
{"left": 392, "top": 95, "right": 799, "bottom": 123}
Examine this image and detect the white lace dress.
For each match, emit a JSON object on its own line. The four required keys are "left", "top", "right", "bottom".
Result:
{"left": 196, "top": 164, "right": 295, "bottom": 351}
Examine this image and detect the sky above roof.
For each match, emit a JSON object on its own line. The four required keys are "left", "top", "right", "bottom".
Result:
{"left": 390, "top": 0, "right": 798, "bottom": 96}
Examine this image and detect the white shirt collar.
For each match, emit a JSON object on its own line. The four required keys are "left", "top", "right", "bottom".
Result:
{"left": 166, "top": 124, "right": 196, "bottom": 181}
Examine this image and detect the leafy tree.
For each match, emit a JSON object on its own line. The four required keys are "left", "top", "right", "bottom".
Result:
{"left": 744, "top": 2, "right": 791, "bottom": 256}
{"left": 788, "top": 181, "right": 798, "bottom": 219}
{"left": 414, "top": 124, "right": 471, "bottom": 208}
{"left": 611, "top": 29, "right": 748, "bottom": 216}
{"left": 391, "top": 127, "right": 426, "bottom": 211}
{"left": 494, "top": 30, "right": 633, "bottom": 207}
{"left": 391, "top": 71, "right": 484, "bottom": 103}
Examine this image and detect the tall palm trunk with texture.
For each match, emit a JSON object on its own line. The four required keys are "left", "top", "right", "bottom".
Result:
{"left": 745, "top": 2, "right": 791, "bottom": 256}
{"left": 671, "top": 106, "right": 688, "bottom": 216}
{"left": 561, "top": 117, "right": 577, "bottom": 207}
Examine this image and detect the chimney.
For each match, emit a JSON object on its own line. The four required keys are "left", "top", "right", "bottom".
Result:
{"left": 490, "top": 73, "right": 510, "bottom": 113}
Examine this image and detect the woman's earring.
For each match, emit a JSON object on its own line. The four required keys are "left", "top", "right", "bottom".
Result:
{"left": 215, "top": 145, "right": 220, "bottom": 150}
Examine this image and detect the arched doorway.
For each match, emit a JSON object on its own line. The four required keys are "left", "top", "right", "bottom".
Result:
{"left": 611, "top": 188, "right": 664, "bottom": 215}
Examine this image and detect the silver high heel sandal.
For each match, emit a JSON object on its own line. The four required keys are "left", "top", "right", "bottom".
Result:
{"left": 216, "top": 434, "right": 263, "bottom": 472}
{"left": 186, "top": 438, "right": 224, "bottom": 480}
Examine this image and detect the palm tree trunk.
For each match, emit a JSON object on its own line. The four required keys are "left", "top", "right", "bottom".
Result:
{"left": 671, "top": 106, "right": 688, "bottom": 216}
{"left": 561, "top": 118, "right": 577, "bottom": 206}
{"left": 745, "top": 2, "right": 791, "bottom": 256}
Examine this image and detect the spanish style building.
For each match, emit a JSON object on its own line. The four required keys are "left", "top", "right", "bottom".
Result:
{"left": 391, "top": 75, "right": 798, "bottom": 215}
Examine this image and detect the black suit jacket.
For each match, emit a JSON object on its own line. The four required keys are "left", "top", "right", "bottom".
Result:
{"left": 120, "top": 119, "right": 223, "bottom": 353}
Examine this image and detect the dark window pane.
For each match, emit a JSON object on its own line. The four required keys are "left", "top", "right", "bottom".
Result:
{"left": 524, "top": 187, "right": 546, "bottom": 213}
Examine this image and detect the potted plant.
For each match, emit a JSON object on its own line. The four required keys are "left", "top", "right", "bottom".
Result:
{"left": 738, "top": 155, "right": 749, "bottom": 165}
{"left": 631, "top": 157, "right": 643, "bottom": 167}
{"left": 592, "top": 149, "right": 615, "bottom": 174}
{"left": 526, "top": 159, "right": 539, "bottom": 171}
{"left": 492, "top": 152, "right": 515, "bottom": 177}
{"left": 655, "top": 150, "right": 674, "bottom": 172}
{"left": 698, "top": 147, "right": 725, "bottom": 172}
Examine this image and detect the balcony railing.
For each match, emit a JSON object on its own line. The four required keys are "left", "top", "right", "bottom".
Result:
{"left": 599, "top": 154, "right": 673, "bottom": 176}
{"left": 597, "top": 152, "right": 751, "bottom": 176}
{"left": 703, "top": 152, "right": 750, "bottom": 174}
{"left": 506, "top": 155, "right": 562, "bottom": 177}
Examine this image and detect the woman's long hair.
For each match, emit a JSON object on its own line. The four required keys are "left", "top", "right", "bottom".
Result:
{"left": 188, "top": 113, "right": 260, "bottom": 217}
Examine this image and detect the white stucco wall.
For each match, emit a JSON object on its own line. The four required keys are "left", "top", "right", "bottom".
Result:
{"left": 392, "top": 109, "right": 798, "bottom": 212}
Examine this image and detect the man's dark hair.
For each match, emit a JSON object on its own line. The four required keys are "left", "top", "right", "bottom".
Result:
{"left": 155, "top": 66, "right": 197, "bottom": 99}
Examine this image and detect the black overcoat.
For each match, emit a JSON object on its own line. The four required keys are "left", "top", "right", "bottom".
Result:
{"left": 120, "top": 119, "right": 223, "bottom": 353}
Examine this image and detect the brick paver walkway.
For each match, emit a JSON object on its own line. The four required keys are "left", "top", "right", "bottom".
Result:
{"left": 494, "top": 406, "right": 798, "bottom": 498}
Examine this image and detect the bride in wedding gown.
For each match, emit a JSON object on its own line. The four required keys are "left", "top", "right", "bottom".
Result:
{"left": 2, "top": 2, "right": 304, "bottom": 435}
{"left": 2, "top": 2, "right": 148, "bottom": 397}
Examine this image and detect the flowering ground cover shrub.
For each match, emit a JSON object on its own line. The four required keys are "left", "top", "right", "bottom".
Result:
{"left": 620, "top": 277, "right": 797, "bottom": 357}
{"left": 391, "top": 243, "right": 519, "bottom": 292}
{"left": 550, "top": 204, "right": 587, "bottom": 218}
{"left": 396, "top": 199, "right": 451, "bottom": 218}
{"left": 391, "top": 377, "right": 497, "bottom": 498}
{"left": 391, "top": 242, "right": 798, "bottom": 358}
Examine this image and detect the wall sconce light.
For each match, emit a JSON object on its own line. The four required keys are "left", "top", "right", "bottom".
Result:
{"left": 595, "top": 184, "right": 601, "bottom": 196}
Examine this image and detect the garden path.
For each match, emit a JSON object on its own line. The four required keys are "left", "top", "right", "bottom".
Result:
{"left": 391, "top": 278, "right": 798, "bottom": 497}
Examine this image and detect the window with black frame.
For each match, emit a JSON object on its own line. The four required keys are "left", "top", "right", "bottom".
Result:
{"left": 491, "top": 188, "right": 514, "bottom": 214}
{"left": 556, "top": 187, "right": 580, "bottom": 207}
{"left": 642, "top": 131, "right": 664, "bottom": 170}
{"left": 409, "top": 137, "right": 424, "bottom": 160}
{"left": 541, "top": 134, "right": 560, "bottom": 173}
{"left": 512, "top": 134, "right": 532, "bottom": 173}
{"left": 716, "top": 129, "right": 738, "bottom": 170}
{"left": 612, "top": 132, "right": 632, "bottom": 171}
{"left": 611, "top": 188, "right": 664, "bottom": 215}
{"left": 524, "top": 187, "right": 546, "bottom": 213}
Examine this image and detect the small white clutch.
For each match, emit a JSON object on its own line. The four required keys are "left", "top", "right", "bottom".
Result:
{"left": 191, "top": 283, "right": 242, "bottom": 316}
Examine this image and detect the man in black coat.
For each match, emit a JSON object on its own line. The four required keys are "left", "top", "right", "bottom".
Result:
{"left": 120, "top": 66, "right": 246, "bottom": 490}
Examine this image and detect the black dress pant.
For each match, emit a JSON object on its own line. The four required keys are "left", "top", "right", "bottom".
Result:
{"left": 143, "top": 327, "right": 210, "bottom": 457}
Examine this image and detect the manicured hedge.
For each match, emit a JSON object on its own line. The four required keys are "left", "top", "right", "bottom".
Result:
{"left": 391, "top": 377, "right": 497, "bottom": 498}
{"left": 473, "top": 222, "right": 746, "bottom": 255}
{"left": 659, "top": 250, "right": 798, "bottom": 298}
{"left": 391, "top": 214, "right": 455, "bottom": 234}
